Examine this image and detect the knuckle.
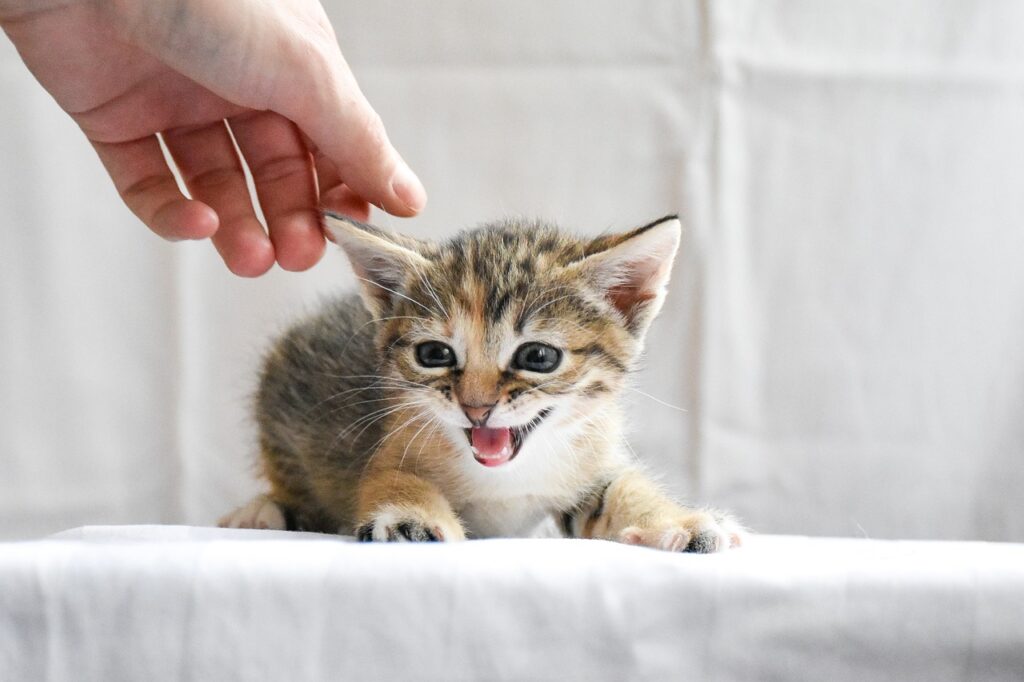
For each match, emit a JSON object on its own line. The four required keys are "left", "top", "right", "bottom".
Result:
{"left": 251, "top": 154, "right": 311, "bottom": 185}
{"left": 189, "top": 166, "right": 242, "bottom": 191}
{"left": 121, "top": 173, "right": 176, "bottom": 201}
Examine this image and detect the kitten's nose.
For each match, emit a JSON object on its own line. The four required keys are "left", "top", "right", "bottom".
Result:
{"left": 462, "top": 404, "right": 495, "bottom": 427}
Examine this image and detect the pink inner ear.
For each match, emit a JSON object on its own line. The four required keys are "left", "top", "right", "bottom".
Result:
{"left": 607, "top": 284, "right": 656, "bottom": 319}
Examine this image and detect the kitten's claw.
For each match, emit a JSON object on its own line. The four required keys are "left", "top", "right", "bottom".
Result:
{"left": 619, "top": 512, "right": 745, "bottom": 554}
{"left": 356, "top": 520, "right": 440, "bottom": 542}
{"left": 217, "top": 494, "right": 287, "bottom": 530}
{"left": 355, "top": 506, "right": 463, "bottom": 543}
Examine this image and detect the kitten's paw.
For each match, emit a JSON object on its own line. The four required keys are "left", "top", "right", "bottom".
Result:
{"left": 619, "top": 511, "right": 746, "bottom": 554}
{"left": 355, "top": 505, "right": 465, "bottom": 543}
{"left": 217, "top": 494, "right": 287, "bottom": 530}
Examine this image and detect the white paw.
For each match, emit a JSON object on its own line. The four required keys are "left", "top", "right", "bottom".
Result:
{"left": 619, "top": 511, "right": 746, "bottom": 553}
{"left": 355, "top": 506, "right": 464, "bottom": 542}
{"left": 217, "top": 494, "right": 287, "bottom": 530}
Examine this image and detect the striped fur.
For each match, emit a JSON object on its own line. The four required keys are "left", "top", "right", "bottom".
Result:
{"left": 223, "top": 214, "right": 744, "bottom": 552}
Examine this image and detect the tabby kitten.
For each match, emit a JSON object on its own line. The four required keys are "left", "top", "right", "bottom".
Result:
{"left": 220, "top": 213, "right": 744, "bottom": 553}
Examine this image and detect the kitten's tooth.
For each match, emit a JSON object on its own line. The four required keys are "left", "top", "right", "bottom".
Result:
{"left": 471, "top": 446, "right": 480, "bottom": 455}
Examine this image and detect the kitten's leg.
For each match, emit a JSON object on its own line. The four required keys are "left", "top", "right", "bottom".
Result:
{"left": 217, "top": 493, "right": 287, "bottom": 530}
{"left": 562, "top": 469, "right": 745, "bottom": 553}
{"left": 355, "top": 470, "right": 465, "bottom": 542}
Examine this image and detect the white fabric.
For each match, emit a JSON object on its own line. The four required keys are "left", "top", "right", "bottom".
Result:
{"left": 0, "top": 526, "right": 1021, "bottom": 681}
{"left": 4, "top": 1, "right": 1024, "bottom": 540}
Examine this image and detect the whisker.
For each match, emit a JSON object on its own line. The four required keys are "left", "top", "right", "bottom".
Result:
{"left": 528, "top": 316, "right": 596, "bottom": 335}
{"left": 354, "top": 276, "right": 433, "bottom": 314}
{"left": 387, "top": 328, "right": 420, "bottom": 351}
{"left": 516, "top": 378, "right": 573, "bottom": 399}
{"left": 359, "top": 409, "right": 430, "bottom": 479}
{"left": 624, "top": 386, "right": 689, "bottom": 413}
{"left": 416, "top": 417, "right": 444, "bottom": 459}
{"left": 529, "top": 292, "right": 580, "bottom": 317}
{"left": 398, "top": 412, "right": 437, "bottom": 472}
{"left": 336, "top": 315, "right": 429, "bottom": 358}
{"left": 412, "top": 417, "right": 446, "bottom": 479}
{"left": 522, "top": 284, "right": 576, "bottom": 316}
{"left": 317, "top": 373, "right": 427, "bottom": 387}
{"left": 334, "top": 399, "right": 429, "bottom": 443}
{"left": 314, "top": 384, "right": 432, "bottom": 422}
{"left": 306, "top": 378, "right": 423, "bottom": 414}
{"left": 412, "top": 261, "right": 449, "bottom": 320}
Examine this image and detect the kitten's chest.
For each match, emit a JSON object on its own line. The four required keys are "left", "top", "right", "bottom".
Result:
{"left": 442, "top": 423, "right": 623, "bottom": 537}
{"left": 457, "top": 498, "right": 555, "bottom": 538}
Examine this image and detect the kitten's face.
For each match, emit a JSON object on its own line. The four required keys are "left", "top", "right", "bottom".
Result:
{"left": 328, "top": 215, "right": 681, "bottom": 469}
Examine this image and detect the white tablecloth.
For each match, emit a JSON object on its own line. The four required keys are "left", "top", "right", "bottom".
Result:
{"left": 1, "top": 526, "right": 1021, "bottom": 681}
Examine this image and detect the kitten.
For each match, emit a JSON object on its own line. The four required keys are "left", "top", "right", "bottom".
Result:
{"left": 220, "top": 213, "right": 744, "bottom": 552}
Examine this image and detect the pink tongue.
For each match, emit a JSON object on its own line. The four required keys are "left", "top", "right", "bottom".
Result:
{"left": 471, "top": 427, "right": 513, "bottom": 466}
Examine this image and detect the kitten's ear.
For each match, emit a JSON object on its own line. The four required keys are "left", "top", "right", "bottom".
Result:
{"left": 324, "top": 212, "right": 431, "bottom": 317}
{"left": 575, "top": 215, "right": 682, "bottom": 337}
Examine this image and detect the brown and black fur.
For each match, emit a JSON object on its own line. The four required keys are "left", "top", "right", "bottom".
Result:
{"left": 222, "top": 213, "right": 744, "bottom": 553}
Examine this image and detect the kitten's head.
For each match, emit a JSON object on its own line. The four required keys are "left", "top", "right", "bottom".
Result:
{"left": 327, "top": 214, "right": 681, "bottom": 469}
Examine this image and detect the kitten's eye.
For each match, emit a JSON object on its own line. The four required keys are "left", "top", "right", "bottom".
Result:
{"left": 415, "top": 341, "right": 456, "bottom": 368}
{"left": 513, "top": 343, "right": 562, "bottom": 373}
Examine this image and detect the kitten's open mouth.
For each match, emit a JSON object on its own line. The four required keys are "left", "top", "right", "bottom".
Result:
{"left": 465, "top": 408, "right": 552, "bottom": 467}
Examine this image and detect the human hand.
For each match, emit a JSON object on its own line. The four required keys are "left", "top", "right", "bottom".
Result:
{"left": 0, "top": 0, "right": 426, "bottom": 276}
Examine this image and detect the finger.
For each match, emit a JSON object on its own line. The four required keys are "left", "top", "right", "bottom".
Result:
{"left": 321, "top": 183, "right": 371, "bottom": 225}
{"left": 92, "top": 136, "right": 218, "bottom": 241}
{"left": 113, "top": 2, "right": 426, "bottom": 216}
{"left": 311, "top": 146, "right": 343, "bottom": 195}
{"left": 228, "top": 112, "right": 324, "bottom": 272}
{"left": 273, "top": 55, "right": 427, "bottom": 217}
{"left": 162, "top": 121, "right": 274, "bottom": 277}
{"left": 313, "top": 151, "right": 371, "bottom": 222}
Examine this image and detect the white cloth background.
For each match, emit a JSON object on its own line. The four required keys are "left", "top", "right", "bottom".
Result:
{"left": 2, "top": 1, "right": 1024, "bottom": 541}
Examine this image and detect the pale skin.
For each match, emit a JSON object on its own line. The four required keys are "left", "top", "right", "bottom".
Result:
{"left": 0, "top": 0, "right": 426, "bottom": 276}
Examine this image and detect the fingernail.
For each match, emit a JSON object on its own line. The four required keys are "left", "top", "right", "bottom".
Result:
{"left": 390, "top": 162, "right": 427, "bottom": 213}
